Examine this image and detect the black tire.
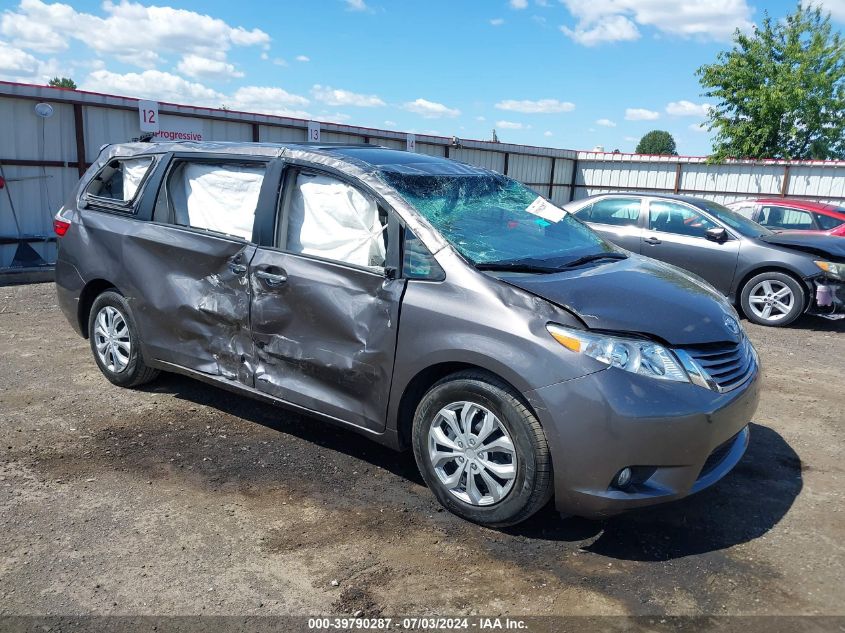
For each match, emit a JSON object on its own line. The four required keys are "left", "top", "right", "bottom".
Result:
{"left": 739, "top": 271, "right": 806, "bottom": 327}
{"left": 87, "top": 290, "right": 159, "bottom": 388}
{"left": 411, "top": 371, "right": 553, "bottom": 527}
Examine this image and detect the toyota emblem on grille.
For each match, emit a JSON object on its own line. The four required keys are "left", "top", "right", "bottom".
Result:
{"left": 724, "top": 315, "right": 740, "bottom": 336}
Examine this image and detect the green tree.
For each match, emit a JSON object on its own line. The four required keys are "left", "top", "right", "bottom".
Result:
{"left": 635, "top": 130, "right": 678, "bottom": 155}
{"left": 697, "top": 3, "right": 845, "bottom": 161}
{"left": 48, "top": 77, "right": 77, "bottom": 89}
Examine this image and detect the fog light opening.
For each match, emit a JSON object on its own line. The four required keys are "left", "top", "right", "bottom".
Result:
{"left": 615, "top": 467, "right": 633, "bottom": 489}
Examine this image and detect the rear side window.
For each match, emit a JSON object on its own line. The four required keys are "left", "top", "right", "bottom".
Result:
{"left": 153, "top": 160, "right": 267, "bottom": 240}
{"left": 85, "top": 157, "right": 154, "bottom": 207}
{"left": 581, "top": 198, "right": 641, "bottom": 227}
{"left": 815, "top": 213, "right": 844, "bottom": 231}
{"left": 759, "top": 205, "right": 813, "bottom": 230}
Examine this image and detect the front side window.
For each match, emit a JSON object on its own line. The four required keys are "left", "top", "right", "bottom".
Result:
{"left": 583, "top": 197, "right": 642, "bottom": 227}
{"left": 283, "top": 172, "right": 387, "bottom": 270}
{"left": 154, "top": 160, "right": 266, "bottom": 240}
{"left": 815, "top": 212, "right": 845, "bottom": 231}
{"left": 648, "top": 201, "right": 717, "bottom": 238}
{"left": 760, "top": 205, "right": 813, "bottom": 230}
{"left": 379, "top": 170, "right": 613, "bottom": 266}
{"left": 696, "top": 199, "right": 772, "bottom": 237}
{"left": 85, "top": 157, "right": 154, "bottom": 206}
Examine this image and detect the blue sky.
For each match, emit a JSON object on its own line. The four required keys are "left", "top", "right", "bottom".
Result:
{"left": 1, "top": 0, "right": 843, "bottom": 155}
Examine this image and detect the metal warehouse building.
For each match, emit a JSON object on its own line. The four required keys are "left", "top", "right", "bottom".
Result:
{"left": 2, "top": 80, "right": 844, "bottom": 275}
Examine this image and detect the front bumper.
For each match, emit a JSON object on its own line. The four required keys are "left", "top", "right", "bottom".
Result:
{"left": 807, "top": 277, "right": 845, "bottom": 320}
{"left": 524, "top": 362, "right": 760, "bottom": 518}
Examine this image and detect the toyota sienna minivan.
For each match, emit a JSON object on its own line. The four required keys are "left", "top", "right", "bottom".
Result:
{"left": 55, "top": 142, "right": 760, "bottom": 527}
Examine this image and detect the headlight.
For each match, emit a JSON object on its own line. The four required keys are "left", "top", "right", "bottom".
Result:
{"left": 815, "top": 261, "right": 845, "bottom": 281}
{"left": 546, "top": 324, "right": 690, "bottom": 383}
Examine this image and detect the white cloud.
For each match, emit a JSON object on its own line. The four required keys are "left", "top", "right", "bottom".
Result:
{"left": 561, "top": 15, "right": 639, "bottom": 46}
{"left": 559, "top": 0, "right": 754, "bottom": 46}
{"left": 345, "top": 0, "right": 370, "bottom": 11}
{"left": 816, "top": 1, "right": 845, "bottom": 22}
{"left": 0, "top": 40, "right": 41, "bottom": 76}
{"left": 230, "top": 85, "right": 310, "bottom": 112}
{"left": 260, "top": 52, "right": 268, "bottom": 61}
{"left": 311, "top": 84, "right": 385, "bottom": 107}
{"left": 496, "top": 120, "right": 528, "bottom": 129}
{"left": 1, "top": 0, "right": 270, "bottom": 68}
{"left": 81, "top": 69, "right": 223, "bottom": 105}
{"left": 490, "top": 17, "right": 505, "bottom": 25}
{"left": 510, "top": 0, "right": 529, "bottom": 8}
{"left": 403, "top": 98, "right": 460, "bottom": 118}
{"left": 495, "top": 98, "right": 575, "bottom": 113}
{"left": 625, "top": 108, "right": 660, "bottom": 121}
{"left": 476, "top": 115, "right": 487, "bottom": 121}
{"left": 80, "top": 69, "right": 311, "bottom": 117}
{"left": 295, "top": 55, "right": 310, "bottom": 62}
{"left": 596, "top": 118, "right": 616, "bottom": 127}
{"left": 666, "top": 100, "right": 711, "bottom": 117}
{"left": 544, "top": 130, "right": 554, "bottom": 136}
{"left": 383, "top": 120, "right": 397, "bottom": 126}
{"left": 176, "top": 54, "right": 243, "bottom": 80}
{"left": 689, "top": 122, "right": 708, "bottom": 132}
{"left": 624, "top": 136, "right": 638, "bottom": 142}
{"left": 272, "top": 58, "right": 288, "bottom": 67}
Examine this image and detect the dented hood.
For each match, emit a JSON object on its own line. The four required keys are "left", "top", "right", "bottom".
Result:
{"left": 760, "top": 232, "right": 845, "bottom": 259}
{"left": 500, "top": 255, "right": 740, "bottom": 346}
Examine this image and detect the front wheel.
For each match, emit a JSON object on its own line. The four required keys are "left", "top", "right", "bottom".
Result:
{"left": 88, "top": 290, "right": 159, "bottom": 388}
{"left": 740, "top": 271, "right": 806, "bottom": 327}
{"left": 411, "top": 371, "right": 553, "bottom": 527}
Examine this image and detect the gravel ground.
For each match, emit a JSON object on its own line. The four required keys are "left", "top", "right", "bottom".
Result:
{"left": 0, "top": 282, "right": 843, "bottom": 618}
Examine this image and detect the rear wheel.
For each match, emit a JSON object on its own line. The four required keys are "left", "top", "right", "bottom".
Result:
{"left": 88, "top": 290, "right": 159, "bottom": 387}
{"left": 411, "top": 371, "right": 552, "bottom": 527}
{"left": 740, "top": 272, "right": 805, "bottom": 327}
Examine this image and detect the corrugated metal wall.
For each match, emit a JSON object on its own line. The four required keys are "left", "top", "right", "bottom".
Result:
{"left": 2, "top": 81, "right": 844, "bottom": 269}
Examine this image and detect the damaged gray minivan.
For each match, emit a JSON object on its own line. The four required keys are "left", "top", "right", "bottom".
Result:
{"left": 55, "top": 142, "right": 760, "bottom": 527}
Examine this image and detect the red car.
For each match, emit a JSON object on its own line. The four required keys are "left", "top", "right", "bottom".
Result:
{"left": 727, "top": 198, "right": 845, "bottom": 236}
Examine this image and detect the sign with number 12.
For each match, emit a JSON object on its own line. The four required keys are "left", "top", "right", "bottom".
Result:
{"left": 138, "top": 100, "right": 159, "bottom": 133}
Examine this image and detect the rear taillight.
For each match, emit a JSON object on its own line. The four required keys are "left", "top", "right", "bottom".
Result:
{"left": 54, "top": 208, "right": 72, "bottom": 237}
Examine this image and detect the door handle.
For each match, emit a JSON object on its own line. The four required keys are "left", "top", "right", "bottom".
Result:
{"left": 643, "top": 236, "right": 662, "bottom": 245}
{"left": 229, "top": 263, "right": 248, "bottom": 275}
{"left": 256, "top": 270, "right": 288, "bottom": 286}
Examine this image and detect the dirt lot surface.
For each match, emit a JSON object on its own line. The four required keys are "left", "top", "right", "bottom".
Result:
{"left": 1, "top": 282, "right": 843, "bottom": 618}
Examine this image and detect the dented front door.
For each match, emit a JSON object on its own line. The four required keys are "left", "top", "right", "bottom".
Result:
{"left": 130, "top": 225, "right": 256, "bottom": 384}
{"left": 248, "top": 250, "right": 404, "bottom": 432}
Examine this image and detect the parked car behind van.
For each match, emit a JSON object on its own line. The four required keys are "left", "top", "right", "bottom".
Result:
{"left": 726, "top": 198, "right": 845, "bottom": 236}
{"left": 56, "top": 143, "right": 760, "bottom": 526}
{"left": 566, "top": 193, "right": 845, "bottom": 326}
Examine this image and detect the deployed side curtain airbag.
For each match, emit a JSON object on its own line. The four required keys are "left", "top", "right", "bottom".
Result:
{"left": 121, "top": 158, "right": 153, "bottom": 200}
{"left": 176, "top": 163, "right": 265, "bottom": 240}
{"left": 288, "top": 173, "right": 386, "bottom": 268}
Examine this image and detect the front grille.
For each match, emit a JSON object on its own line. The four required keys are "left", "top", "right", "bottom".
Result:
{"left": 684, "top": 337, "right": 755, "bottom": 392}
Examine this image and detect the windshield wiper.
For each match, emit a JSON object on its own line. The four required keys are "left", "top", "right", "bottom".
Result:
{"left": 474, "top": 262, "right": 562, "bottom": 274}
{"left": 557, "top": 252, "right": 628, "bottom": 269}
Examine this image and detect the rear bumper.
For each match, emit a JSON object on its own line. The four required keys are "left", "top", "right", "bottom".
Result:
{"left": 55, "top": 256, "right": 86, "bottom": 337}
{"left": 524, "top": 362, "right": 760, "bottom": 518}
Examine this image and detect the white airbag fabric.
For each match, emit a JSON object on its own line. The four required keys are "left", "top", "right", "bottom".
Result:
{"left": 178, "top": 163, "right": 265, "bottom": 240}
{"left": 288, "top": 174, "right": 386, "bottom": 268}
{"left": 121, "top": 158, "right": 153, "bottom": 200}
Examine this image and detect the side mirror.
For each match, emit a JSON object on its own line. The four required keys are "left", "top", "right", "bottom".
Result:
{"left": 705, "top": 227, "right": 728, "bottom": 244}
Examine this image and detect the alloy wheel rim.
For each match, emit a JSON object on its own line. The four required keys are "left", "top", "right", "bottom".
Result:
{"left": 427, "top": 401, "right": 517, "bottom": 506}
{"left": 748, "top": 280, "right": 794, "bottom": 322}
{"left": 93, "top": 306, "right": 131, "bottom": 373}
